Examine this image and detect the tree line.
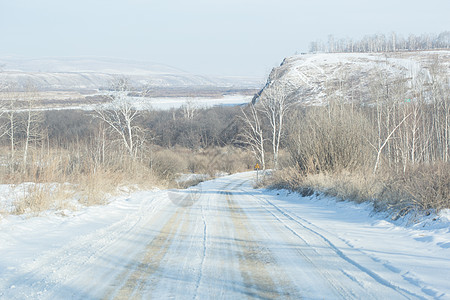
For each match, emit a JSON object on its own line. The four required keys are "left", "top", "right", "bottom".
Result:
{"left": 309, "top": 31, "right": 450, "bottom": 53}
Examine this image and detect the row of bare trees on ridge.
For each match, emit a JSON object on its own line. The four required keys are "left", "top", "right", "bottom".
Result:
{"left": 309, "top": 31, "right": 450, "bottom": 53}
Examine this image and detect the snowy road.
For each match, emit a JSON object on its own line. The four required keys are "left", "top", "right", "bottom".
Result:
{"left": 0, "top": 172, "right": 449, "bottom": 299}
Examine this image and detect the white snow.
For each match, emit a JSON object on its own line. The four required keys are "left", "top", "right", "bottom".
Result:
{"left": 0, "top": 172, "right": 449, "bottom": 299}
{"left": 175, "top": 173, "right": 210, "bottom": 184}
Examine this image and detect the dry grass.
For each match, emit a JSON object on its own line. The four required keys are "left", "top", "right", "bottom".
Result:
{"left": 269, "top": 163, "right": 450, "bottom": 218}
{"left": 151, "top": 148, "right": 189, "bottom": 181}
{"left": 198, "top": 146, "right": 254, "bottom": 175}
{"left": 77, "top": 169, "right": 118, "bottom": 206}
{"left": 268, "top": 168, "right": 383, "bottom": 201}
{"left": 0, "top": 145, "right": 253, "bottom": 216}
{"left": 377, "top": 163, "right": 450, "bottom": 217}
{"left": 13, "top": 183, "right": 76, "bottom": 216}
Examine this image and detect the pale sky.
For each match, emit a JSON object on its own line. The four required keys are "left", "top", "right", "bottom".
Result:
{"left": 1, "top": 0, "right": 449, "bottom": 77}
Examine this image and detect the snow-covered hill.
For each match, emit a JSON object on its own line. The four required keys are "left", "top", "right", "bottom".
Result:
{"left": 0, "top": 57, "right": 262, "bottom": 90}
{"left": 255, "top": 50, "right": 450, "bottom": 105}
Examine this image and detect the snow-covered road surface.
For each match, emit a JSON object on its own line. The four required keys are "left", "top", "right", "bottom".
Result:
{"left": 0, "top": 172, "right": 449, "bottom": 299}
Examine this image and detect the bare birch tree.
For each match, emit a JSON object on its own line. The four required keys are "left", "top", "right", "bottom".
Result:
{"left": 21, "top": 85, "right": 44, "bottom": 167}
{"left": 240, "top": 104, "right": 266, "bottom": 169}
{"left": 95, "top": 77, "right": 145, "bottom": 158}
{"left": 2, "top": 84, "right": 20, "bottom": 159}
{"left": 0, "top": 81, "right": 7, "bottom": 139}
{"left": 182, "top": 98, "right": 198, "bottom": 120}
{"left": 0, "top": 107, "right": 5, "bottom": 139}
{"left": 257, "top": 75, "right": 296, "bottom": 169}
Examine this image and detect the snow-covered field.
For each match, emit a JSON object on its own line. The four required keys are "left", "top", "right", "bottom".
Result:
{"left": 0, "top": 93, "right": 253, "bottom": 112}
{"left": 109, "top": 94, "right": 252, "bottom": 111}
{"left": 0, "top": 172, "right": 449, "bottom": 299}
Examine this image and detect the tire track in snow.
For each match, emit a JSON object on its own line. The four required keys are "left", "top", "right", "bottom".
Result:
{"left": 193, "top": 200, "right": 207, "bottom": 300}
{"left": 190, "top": 181, "right": 243, "bottom": 299}
{"left": 104, "top": 204, "right": 190, "bottom": 299}
{"left": 251, "top": 192, "right": 427, "bottom": 299}
{"left": 5, "top": 192, "right": 165, "bottom": 300}
{"left": 234, "top": 198, "right": 355, "bottom": 298}
{"left": 225, "top": 191, "right": 298, "bottom": 299}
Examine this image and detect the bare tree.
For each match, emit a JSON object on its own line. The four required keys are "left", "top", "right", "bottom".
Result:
{"left": 240, "top": 104, "right": 266, "bottom": 169}
{"left": 0, "top": 108, "right": 5, "bottom": 138}
{"left": 429, "top": 55, "right": 450, "bottom": 163}
{"left": 370, "top": 112, "right": 411, "bottom": 174}
{"left": 21, "top": 85, "right": 44, "bottom": 167}
{"left": 182, "top": 98, "right": 198, "bottom": 120}
{"left": 2, "top": 84, "right": 20, "bottom": 158}
{"left": 0, "top": 81, "right": 7, "bottom": 139}
{"left": 95, "top": 78, "right": 146, "bottom": 158}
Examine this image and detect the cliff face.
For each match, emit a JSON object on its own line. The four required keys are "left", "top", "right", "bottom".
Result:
{"left": 255, "top": 50, "right": 450, "bottom": 105}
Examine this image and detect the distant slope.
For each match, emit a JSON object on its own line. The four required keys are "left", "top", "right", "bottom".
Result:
{"left": 0, "top": 57, "right": 262, "bottom": 90}
{"left": 254, "top": 50, "right": 450, "bottom": 105}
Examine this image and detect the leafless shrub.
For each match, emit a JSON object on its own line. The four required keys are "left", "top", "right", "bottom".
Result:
{"left": 266, "top": 167, "right": 305, "bottom": 190}
{"left": 287, "top": 104, "right": 373, "bottom": 174}
{"left": 151, "top": 149, "right": 188, "bottom": 181}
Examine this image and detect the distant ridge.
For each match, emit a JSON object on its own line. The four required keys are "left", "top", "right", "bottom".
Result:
{"left": 0, "top": 57, "right": 263, "bottom": 90}
{"left": 0, "top": 57, "right": 188, "bottom": 75}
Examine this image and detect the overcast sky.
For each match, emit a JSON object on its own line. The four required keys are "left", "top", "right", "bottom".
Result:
{"left": 1, "top": 0, "right": 449, "bottom": 77}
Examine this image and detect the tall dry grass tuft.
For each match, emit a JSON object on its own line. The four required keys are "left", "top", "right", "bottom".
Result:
{"left": 377, "top": 163, "right": 450, "bottom": 217}
{"left": 77, "top": 168, "right": 119, "bottom": 206}
{"left": 13, "top": 184, "right": 53, "bottom": 215}
{"left": 13, "top": 183, "right": 75, "bottom": 216}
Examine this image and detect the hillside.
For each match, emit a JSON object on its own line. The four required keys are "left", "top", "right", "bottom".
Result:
{"left": 254, "top": 50, "right": 450, "bottom": 105}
